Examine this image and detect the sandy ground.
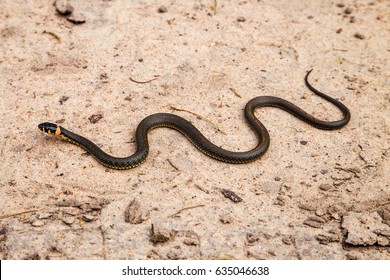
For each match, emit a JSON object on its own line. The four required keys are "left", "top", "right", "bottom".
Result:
{"left": 0, "top": 0, "right": 389, "bottom": 260}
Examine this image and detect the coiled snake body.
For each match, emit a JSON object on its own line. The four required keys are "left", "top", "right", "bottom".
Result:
{"left": 38, "top": 70, "right": 351, "bottom": 169}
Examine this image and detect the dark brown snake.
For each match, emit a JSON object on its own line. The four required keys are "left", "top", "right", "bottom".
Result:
{"left": 38, "top": 70, "right": 351, "bottom": 169}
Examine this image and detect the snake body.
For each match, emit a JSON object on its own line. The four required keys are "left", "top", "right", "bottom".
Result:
{"left": 38, "top": 70, "right": 350, "bottom": 169}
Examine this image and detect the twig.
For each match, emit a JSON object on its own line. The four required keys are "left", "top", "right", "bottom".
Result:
{"left": 43, "top": 30, "right": 61, "bottom": 42}
{"left": 167, "top": 159, "right": 179, "bottom": 171}
{"left": 169, "top": 204, "right": 205, "bottom": 217}
{"left": 129, "top": 76, "right": 159, "bottom": 84}
{"left": 211, "top": 0, "right": 218, "bottom": 14}
{"left": 169, "top": 105, "right": 226, "bottom": 135}
{"left": 332, "top": 47, "right": 348, "bottom": 52}
{"left": 229, "top": 87, "right": 242, "bottom": 98}
{"left": 0, "top": 208, "right": 43, "bottom": 220}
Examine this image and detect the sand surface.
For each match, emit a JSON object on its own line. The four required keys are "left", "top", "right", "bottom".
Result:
{"left": 0, "top": 0, "right": 389, "bottom": 259}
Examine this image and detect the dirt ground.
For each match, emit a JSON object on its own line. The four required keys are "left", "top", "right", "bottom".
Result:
{"left": 0, "top": 0, "right": 389, "bottom": 260}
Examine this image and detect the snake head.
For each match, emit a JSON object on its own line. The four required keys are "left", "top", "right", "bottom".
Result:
{"left": 38, "top": 122, "right": 61, "bottom": 136}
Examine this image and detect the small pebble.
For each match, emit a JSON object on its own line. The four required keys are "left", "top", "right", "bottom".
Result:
{"left": 299, "top": 203, "right": 316, "bottom": 211}
{"left": 246, "top": 233, "right": 259, "bottom": 243}
{"left": 319, "top": 183, "right": 332, "bottom": 191}
{"left": 237, "top": 16, "right": 246, "bottom": 22}
{"left": 125, "top": 199, "right": 144, "bottom": 224}
{"left": 220, "top": 214, "right": 233, "bottom": 224}
{"left": 55, "top": 0, "right": 74, "bottom": 16}
{"left": 282, "top": 236, "right": 294, "bottom": 245}
{"left": 183, "top": 238, "right": 199, "bottom": 246}
{"left": 344, "top": 7, "right": 353, "bottom": 14}
{"left": 275, "top": 196, "right": 285, "bottom": 206}
{"left": 150, "top": 225, "right": 172, "bottom": 243}
{"left": 354, "top": 33, "right": 366, "bottom": 40}
{"left": 82, "top": 214, "right": 94, "bottom": 222}
{"left": 336, "top": 28, "right": 342, "bottom": 33}
{"left": 158, "top": 6, "right": 168, "bottom": 13}
{"left": 221, "top": 188, "right": 242, "bottom": 203}
{"left": 62, "top": 216, "right": 75, "bottom": 225}
{"left": 32, "top": 220, "right": 45, "bottom": 227}
{"left": 303, "top": 216, "right": 325, "bottom": 228}
{"left": 38, "top": 213, "right": 53, "bottom": 219}
{"left": 300, "top": 140, "right": 308, "bottom": 145}
{"left": 88, "top": 113, "right": 103, "bottom": 124}
{"left": 67, "top": 11, "right": 86, "bottom": 24}
{"left": 346, "top": 253, "right": 360, "bottom": 260}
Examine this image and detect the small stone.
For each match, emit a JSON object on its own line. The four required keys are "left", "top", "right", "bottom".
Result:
{"left": 220, "top": 214, "right": 233, "bottom": 224}
{"left": 221, "top": 188, "right": 242, "bottom": 203}
{"left": 183, "top": 231, "right": 200, "bottom": 246}
{"left": 246, "top": 233, "right": 259, "bottom": 243}
{"left": 316, "top": 233, "right": 340, "bottom": 245}
{"left": 299, "top": 203, "right": 316, "bottom": 211}
{"left": 67, "top": 11, "right": 86, "bottom": 24}
{"left": 150, "top": 225, "right": 172, "bottom": 244}
{"left": 275, "top": 196, "right": 285, "bottom": 206}
{"left": 125, "top": 199, "right": 145, "bottom": 224}
{"left": 282, "top": 236, "right": 294, "bottom": 245}
{"left": 346, "top": 253, "right": 360, "bottom": 260}
{"left": 166, "top": 251, "right": 180, "bottom": 260}
{"left": 303, "top": 216, "right": 325, "bottom": 228}
{"left": 237, "top": 16, "right": 246, "bottom": 22}
{"left": 336, "top": 28, "right": 342, "bottom": 34}
{"left": 88, "top": 113, "right": 103, "bottom": 124}
{"left": 55, "top": 0, "right": 74, "bottom": 16}
{"left": 183, "top": 238, "right": 199, "bottom": 246}
{"left": 32, "top": 220, "right": 45, "bottom": 227}
{"left": 319, "top": 183, "right": 332, "bottom": 191}
{"left": 56, "top": 199, "right": 82, "bottom": 207}
{"left": 336, "top": 3, "right": 345, "bottom": 8}
{"left": 333, "top": 181, "right": 345, "bottom": 187}
{"left": 315, "top": 209, "right": 326, "bottom": 217}
{"left": 157, "top": 6, "right": 168, "bottom": 13}
{"left": 80, "top": 203, "right": 93, "bottom": 212}
{"left": 90, "top": 203, "right": 103, "bottom": 210}
{"left": 82, "top": 214, "right": 94, "bottom": 222}
{"left": 354, "top": 33, "right": 365, "bottom": 40}
{"left": 62, "top": 216, "right": 75, "bottom": 225}
{"left": 330, "top": 171, "right": 353, "bottom": 181}
{"left": 300, "top": 140, "right": 308, "bottom": 145}
{"left": 274, "top": 176, "right": 281, "bottom": 181}
{"left": 344, "top": 7, "right": 353, "bottom": 14}
{"left": 38, "top": 212, "right": 53, "bottom": 219}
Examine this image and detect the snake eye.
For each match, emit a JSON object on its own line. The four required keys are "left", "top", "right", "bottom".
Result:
{"left": 38, "top": 122, "right": 58, "bottom": 134}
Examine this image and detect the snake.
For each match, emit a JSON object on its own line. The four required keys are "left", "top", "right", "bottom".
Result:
{"left": 38, "top": 70, "right": 351, "bottom": 170}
